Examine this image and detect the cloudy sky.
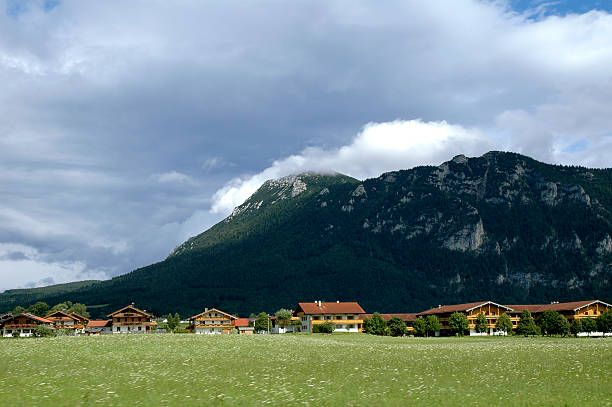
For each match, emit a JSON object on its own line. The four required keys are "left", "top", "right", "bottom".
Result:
{"left": 1, "top": 0, "right": 612, "bottom": 291}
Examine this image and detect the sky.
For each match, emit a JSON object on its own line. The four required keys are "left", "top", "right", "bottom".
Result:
{"left": 1, "top": 0, "right": 612, "bottom": 291}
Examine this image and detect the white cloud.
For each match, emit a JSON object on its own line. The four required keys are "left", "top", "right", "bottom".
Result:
{"left": 210, "top": 119, "right": 493, "bottom": 215}
{"left": 154, "top": 171, "right": 193, "bottom": 184}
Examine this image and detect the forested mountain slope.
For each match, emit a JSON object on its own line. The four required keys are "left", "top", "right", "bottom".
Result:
{"left": 2, "top": 152, "right": 610, "bottom": 318}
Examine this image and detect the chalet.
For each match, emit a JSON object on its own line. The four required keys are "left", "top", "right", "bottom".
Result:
{"left": 417, "top": 301, "right": 515, "bottom": 336}
{"left": 1, "top": 313, "right": 53, "bottom": 337}
{"left": 44, "top": 310, "right": 89, "bottom": 334}
{"left": 362, "top": 313, "right": 418, "bottom": 332}
{"left": 295, "top": 301, "right": 365, "bottom": 332}
{"left": 188, "top": 308, "right": 237, "bottom": 334}
{"left": 107, "top": 304, "right": 156, "bottom": 334}
{"left": 235, "top": 318, "right": 254, "bottom": 335}
{"left": 506, "top": 300, "right": 612, "bottom": 321}
{"left": 85, "top": 320, "right": 113, "bottom": 335}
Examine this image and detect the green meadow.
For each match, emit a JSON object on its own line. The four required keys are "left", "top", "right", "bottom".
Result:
{"left": 0, "top": 334, "right": 610, "bottom": 406}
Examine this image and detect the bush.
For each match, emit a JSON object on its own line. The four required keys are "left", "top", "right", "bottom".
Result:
{"left": 33, "top": 325, "right": 56, "bottom": 338}
{"left": 448, "top": 312, "right": 469, "bottom": 336}
{"left": 388, "top": 317, "right": 407, "bottom": 337}
{"left": 173, "top": 328, "right": 190, "bottom": 334}
{"left": 363, "top": 313, "right": 388, "bottom": 336}
{"left": 312, "top": 321, "right": 334, "bottom": 333}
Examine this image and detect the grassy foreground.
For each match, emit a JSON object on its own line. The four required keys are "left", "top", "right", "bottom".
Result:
{"left": 0, "top": 334, "right": 610, "bottom": 406}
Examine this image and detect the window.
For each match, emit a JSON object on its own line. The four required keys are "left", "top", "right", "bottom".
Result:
{"left": 347, "top": 315, "right": 355, "bottom": 320}
{"left": 138, "top": 326, "right": 142, "bottom": 331}
{"left": 336, "top": 315, "right": 343, "bottom": 320}
{"left": 348, "top": 324, "right": 354, "bottom": 329}
{"left": 116, "top": 327, "right": 120, "bottom": 331}
{"left": 336, "top": 325, "right": 342, "bottom": 329}
{"left": 325, "top": 316, "right": 332, "bottom": 320}
{"left": 313, "top": 316, "right": 320, "bottom": 320}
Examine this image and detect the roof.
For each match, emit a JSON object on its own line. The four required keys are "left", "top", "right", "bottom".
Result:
{"left": 70, "top": 312, "right": 90, "bottom": 322}
{"left": 508, "top": 300, "right": 612, "bottom": 313}
{"left": 505, "top": 304, "right": 542, "bottom": 313}
{"left": 107, "top": 304, "right": 154, "bottom": 318}
{"left": 417, "top": 301, "right": 512, "bottom": 316}
{"left": 3, "top": 313, "right": 53, "bottom": 324}
{"left": 45, "top": 310, "right": 78, "bottom": 321}
{"left": 296, "top": 302, "right": 365, "bottom": 315}
{"left": 234, "top": 318, "right": 250, "bottom": 327}
{"left": 188, "top": 308, "right": 238, "bottom": 320}
{"left": 362, "top": 313, "right": 418, "bottom": 322}
{"left": 87, "top": 320, "right": 112, "bottom": 328}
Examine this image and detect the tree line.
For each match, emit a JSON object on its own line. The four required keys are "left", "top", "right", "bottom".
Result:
{"left": 7, "top": 301, "right": 89, "bottom": 319}
{"left": 362, "top": 310, "right": 612, "bottom": 337}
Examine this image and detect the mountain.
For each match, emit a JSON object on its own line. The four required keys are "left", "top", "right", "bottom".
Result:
{"left": 1, "top": 152, "right": 611, "bottom": 318}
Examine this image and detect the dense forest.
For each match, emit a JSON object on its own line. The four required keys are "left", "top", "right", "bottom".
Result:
{"left": 1, "top": 152, "right": 611, "bottom": 319}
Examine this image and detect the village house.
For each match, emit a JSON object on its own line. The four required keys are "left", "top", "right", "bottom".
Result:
{"left": 417, "top": 301, "right": 515, "bottom": 336}
{"left": 1, "top": 313, "right": 53, "bottom": 337}
{"left": 107, "top": 304, "right": 156, "bottom": 334}
{"left": 295, "top": 301, "right": 366, "bottom": 332}
{"left": 235, "top": 318, "right": 254, "bottom": 335}
{"left": 45, "top": 310, "right": 89, "bottom": 335}
{"left": 188, "top": 308, "right": 237, "bottom": 334}
{"left": 85, "top": 320, "right": 113, "bottom": 335}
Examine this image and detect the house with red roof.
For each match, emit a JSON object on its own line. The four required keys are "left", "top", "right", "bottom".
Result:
{"left": 1, "top": 313, "right": 53, "bottom": 337}
{"left": 235, "top": 318, "right": 254, "bottom": 335}
{"left": 85, "top": 320, "right": 113, "bottom": 335}
{"left": 294, "top": 301, "right": 366, "bottom": 333}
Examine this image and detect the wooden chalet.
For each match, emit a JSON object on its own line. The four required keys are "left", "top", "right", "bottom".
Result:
{"left": 506, "top": 300, "right": 611, "bottom": 322}
{"left": 417, "top": 301, "right": 515, "bottom": 336}
{"left": 295, "top": 301, "right": 365, "bottom": 332}
{"left": 188, "top": 308, "right": 237, "bottom": 334}
{"left": 107, "top": 304, "right": 156, "bottom": 334}
{"left": 44, "top": 310, "right": 89, "bottom": 334}
{"left": 1, "top": 313, "right": 53, "bottom": 337}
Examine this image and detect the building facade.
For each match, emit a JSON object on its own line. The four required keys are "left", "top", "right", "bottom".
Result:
{"left": 107, "top": 304, "right": 156, "bottom": 334}
{"left": 1, "top": 313, "right": 53, "bottom": 337}
{"left": 295, "top": 301, "right": 365, "bottom": 333}
{"left": 45, "top": 310, "right": 89, "bottom": 334}
{"left": 188, "top": 308, "right": 237, "bottom": 334}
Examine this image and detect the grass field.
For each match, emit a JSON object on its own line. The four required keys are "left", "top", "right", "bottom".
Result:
{"left": 0, "top": 334, "right": 610, "bottom": 406}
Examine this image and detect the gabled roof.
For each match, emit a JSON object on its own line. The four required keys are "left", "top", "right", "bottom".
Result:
{"left": 505, "top": 304, "right": 543, "bottom": 313}
{"left": 362, "top": 313, "right": 418, "bottom": 322}
{"left": 188, "top": 308, "right": 238, "bottom": 321}
{"left": 87, "top": 320, "right": 112, "bottom": 328}
{"left": 70, "top": 312, "right": 90, "bottom": 322}
{"left": 45, "top": 310, "right": 79, "bottom": 321}
{"left": 296, "top": 302, "right": 365, "bottom": 315}
{"left": 3, "top": 313, "right": 53, "bottom": 324}
{"left": 417, "top": 301, "right": 513, "bottom": 316}
{"left": 540, "top": 300, "right": 611, "bottom": 312}
{"left": 107, "top": 304, "right": 154, "bottom": 318}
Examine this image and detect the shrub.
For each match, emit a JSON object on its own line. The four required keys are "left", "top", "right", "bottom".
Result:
{"left": 448, "top": 312, "right": 469, "bottom": 336}
{"left": 363, "top": 313, "right": 388, "bottom": 336}
{"left": 312, "top": 321, "right": 334, "bottom": 333}
{"left": 388, "top": 317, "right": 407, "bottom": 337}
{"left": 33, "top": 325, "right": 56, "bottom": 338}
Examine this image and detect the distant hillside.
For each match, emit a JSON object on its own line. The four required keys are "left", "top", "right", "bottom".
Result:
{"left": 1, "top": 152, "right": 610, "bottom": 318}
{"left": 1, "top": 280, "right": 101, "bottom": 308}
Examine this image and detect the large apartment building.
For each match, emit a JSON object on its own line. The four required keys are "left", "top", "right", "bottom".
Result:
{"left": 295, "top": 301, "right": 365, "bottom": 333}
{"left": 107, "top": 304, "right": 156, "bottom": 334}
{"left": 188, "top": 308, "right": 237, "bottom": 334}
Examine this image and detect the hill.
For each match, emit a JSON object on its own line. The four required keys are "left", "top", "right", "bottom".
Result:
{"left": 1, "top": 152, "right": 610, "bottom": 318}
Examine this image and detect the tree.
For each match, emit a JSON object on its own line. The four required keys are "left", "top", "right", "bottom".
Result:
{"left": 475, "top": 312, "right": 488, "bottom": 334}
{"left": 166, "top": 313, "right": 179, "bottom": 331}
{"left": 448, "top": 312, "right": 469, "bottom": 336}
{"left": 388, "top": 317, "right": 407, "bottom": 337}
{"left": 412, "top": 317, "right": 427, "bottom": 337}
{"left": 363, "top": 313, "right": 388, "bottom": 336}
{"left": 26, "top": 302, "right": 49, "bottom": 317}
{"left": 69, "top": 303, "right": 90, "bottom": 319}
{"left": 11, "top": 305, "right": 26, "bottom": 314}
{"left": 254, "top": 312, "right": 270, "bottom": 333}
{"left": 495, "top": 313, "right": 513, "bottom": 335}
{"left": 596, "top": 311, "right": 612, "bottom": 334}
{"left": 51, "top": 301, "right": 73, "bottom": 313}
{"left": 557, "top": 315, "right": 571, "bottom": 337}
{"left": 275, "top": 309, "right": 293, "bottom": 327}
{"left": 516, "top": 310, "right": 540, "bottom": 336}
{"left": 312, "top": 321, "right": 334, "bottom": 333}
{"left": 425, "top": 315, "right": 441, "bottom": 337}
{"left": 538, "top": 310, "right": 569, "bottom": 336}
{"left": 582, "top": 318, "right": 597, "bottom": 337}
{"left": 570, "top": 318, "right": 583, "bottom": 337}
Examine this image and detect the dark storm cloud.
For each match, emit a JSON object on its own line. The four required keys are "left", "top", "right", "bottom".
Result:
{"left": 1, "top": 0, "right": 611, "bottom": 290}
